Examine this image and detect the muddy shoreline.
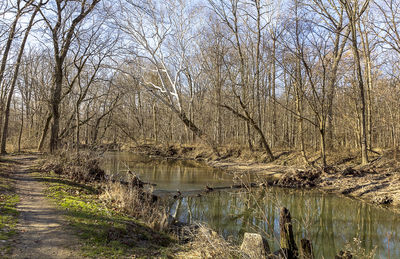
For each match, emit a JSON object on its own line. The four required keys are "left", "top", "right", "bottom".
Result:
{"left": 124, "top": 144, "right": 400, "bottom": 214}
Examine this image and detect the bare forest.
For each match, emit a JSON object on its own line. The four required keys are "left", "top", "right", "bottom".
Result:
{"left": 1, "top": 0, "right": 400, "bottom": 166}
{"left": 3, "top": 1, "right": 400, "bottom": 258}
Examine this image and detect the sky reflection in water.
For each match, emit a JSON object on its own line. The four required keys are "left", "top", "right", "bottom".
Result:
{"left": 102, "top": 152, "right": 400, "bottom": 258}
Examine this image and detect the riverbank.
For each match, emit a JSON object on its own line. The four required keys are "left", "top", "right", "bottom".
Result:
{"left": 37, "top": 152, "right": 256, "bottom": 258}
{"left": 3, "top": 151, "right": 396, "bottom": 258}
{"left": 39, "top": 152, "right": 377, "bottom": 258}
{"left": 39, "top": 152, "right": 181, "bottom": 258}
{"left": 126, "top": 144, "right": 400, "bottom": 213}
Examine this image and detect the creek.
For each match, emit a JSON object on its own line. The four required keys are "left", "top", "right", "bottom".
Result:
{"left": 102, "top": 152, "right": 399, "bottom": 258}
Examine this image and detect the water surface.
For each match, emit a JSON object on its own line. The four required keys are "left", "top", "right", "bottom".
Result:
{"left": 102, "top": 152, "right": 400, "bottom": 258}
{"left": 171, "top": 189, "right": 399, "bottom": 258}
{"left": 102, "top": 152, "right": 234, "bottom": 191}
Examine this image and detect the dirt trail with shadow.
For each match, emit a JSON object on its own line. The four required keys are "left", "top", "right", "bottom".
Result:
{"left": 9, "top": 154, "right": 83, "bottom": 259}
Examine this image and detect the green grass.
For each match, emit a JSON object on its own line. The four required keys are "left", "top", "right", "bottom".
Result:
{"left": 38, "top": 172, "right": 175, "bottom": 258}
{"left": 0, "top": 194, "right": 19, "bottom": 256}
{"left": 0, "top": 162, "right": 19, "bottom": 256}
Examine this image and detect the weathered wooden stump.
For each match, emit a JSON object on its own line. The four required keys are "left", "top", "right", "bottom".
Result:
{"left": 241, "top": 207, "right": 315, "bottom": 259}
{"left": 300, "top": 239, "right": 314, "bottom": 259}
{"left": 280, "top": 207, "right": 298, "bottom": 259}
{"left": 240, "top": 232, "right": 270, "bottom": 259}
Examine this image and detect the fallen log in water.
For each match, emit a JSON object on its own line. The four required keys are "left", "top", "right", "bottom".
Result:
{"left": 152, "top": 182, "right": 265, "bottom": 198}
{"left": 104, "top": 174, "right": 156, "bottom": 187}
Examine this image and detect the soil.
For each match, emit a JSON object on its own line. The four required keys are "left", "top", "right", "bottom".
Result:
{"left": 318, "top": 156, "right": 400, "bottom": 212}
{"left": 9, "top": 154, "right": 84, "bottom": 259}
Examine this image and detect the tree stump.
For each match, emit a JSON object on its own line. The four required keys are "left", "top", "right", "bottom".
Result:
{"left": 280, "top": 207, "right": 298, "bottom": 259}
{"left": 300, "top": 239, "right": 314, "bottom": 259}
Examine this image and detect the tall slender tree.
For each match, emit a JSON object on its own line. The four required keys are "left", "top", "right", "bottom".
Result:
{"left": 39, "top": 0, "right": 100, "bottom": 152}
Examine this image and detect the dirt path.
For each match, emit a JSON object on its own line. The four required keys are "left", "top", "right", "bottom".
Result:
{"left": 10, "top": 155, "right": 84, "bottom": 259}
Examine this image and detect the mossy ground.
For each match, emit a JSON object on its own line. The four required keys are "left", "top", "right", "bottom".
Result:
{"left": 37, "top": 171, "right": 176, "bottom": 258}
{"left": 0, "top": 158, "right": 20, "bottom": 256}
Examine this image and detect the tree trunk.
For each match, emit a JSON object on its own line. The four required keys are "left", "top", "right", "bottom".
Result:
{"left": 76, "top": 104, "right": 80, "bottom": 154}
{"left": 92, "top": 117, "right": 101, "bottom": 145}
{"left": 246, "top": 121, "right": 254, "bottom": 152}
{"left": 49, "top": 64, "right": 63, "bottom": 153}
{"left": 37, "top": 114, "right": 52, "bottom": 151}
{"left": 0, "top": 7, "right": 22, "bottom": 88}
{"left": 294, "top": 58, "right": 310, "bottom": 165}
{"left": 320, "top": 127, "right": 327, "bottom": 169}
{"left": 296, "top": 94, "right": 309, "bottom": 165}
{"left": 350, "top": 19, "right": 369, "bottom": 165}
{"left": 364, "top": 37, "right": 373, "bottom": 151}
{"left": 0, "top": 5, "right": 38, "bottom": 154}
{"left": 18, "top": 104, "right": 24, "bottom": 153}
{"left": 343, "top": 1, "right": 369, "bottom": 165}
{"left": 152, "top": 102, "right": 158, "bottom": 144}
{"left": 46, "top": 0, "right": 100, "bottom": 153}
{"left": 85, "top": 104, "right": 90, "bottom": 145}
{"left": 272, "top": 38, "right": 277, "bottom": 147}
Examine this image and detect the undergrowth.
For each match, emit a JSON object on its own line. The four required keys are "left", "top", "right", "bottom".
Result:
{"left": 101, "top": 182, "right": 169, "bottom": 232}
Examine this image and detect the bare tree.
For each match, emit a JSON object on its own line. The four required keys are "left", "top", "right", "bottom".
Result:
{"left": 0, "top": 0, "right": 44, "bottom": 154}
{"left": 340, "top": 0, "right": 370, "bottom": 165}
{"left": 208, "top": 0, "right": 275, "bottom": 161}
{"left": 117, "top": 0, "right": 220, "bottom": 154}
{"left": 39, "top": 0, "right": 101, "bottom": 153}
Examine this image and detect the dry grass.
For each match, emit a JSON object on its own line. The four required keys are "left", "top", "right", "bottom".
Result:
{"left": 100, "top": 181, "right": 169, "bottom": 232}
{"left": 41, "top": 151, "right": 106, "bottom": 182}
{"left": 41, "top": 151, "right": 170, "bottom": 232}
{"left": 343, "top": 238, "right": 377, "bottom": 259}
{"left": 176, "top": 225, "right": 248, "bottom": 259}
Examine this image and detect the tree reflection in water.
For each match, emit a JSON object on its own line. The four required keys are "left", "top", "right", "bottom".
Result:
{"left": 103, "top": 152, "right": 399, "bottom": 258}
{"left": 171, "top": 188, "right": 399, "bottom": 258}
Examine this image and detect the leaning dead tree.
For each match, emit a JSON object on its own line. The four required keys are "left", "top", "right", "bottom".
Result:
{"left": 117, "top": 0, "right": 220, "bottom": 155}
{"left": 208, "top": 0, "right": 275, "bottom": 161}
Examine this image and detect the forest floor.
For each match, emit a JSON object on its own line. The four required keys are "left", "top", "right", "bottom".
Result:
{"left": 128, "top": 144, "right": 400, "bottom": 213}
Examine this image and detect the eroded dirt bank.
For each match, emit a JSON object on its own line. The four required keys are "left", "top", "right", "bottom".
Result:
{"left": 318, "top": 159, "right": 400, "bottom": 210}
{"left": 127, "top": 144, "right": 400, "bottom": 213}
